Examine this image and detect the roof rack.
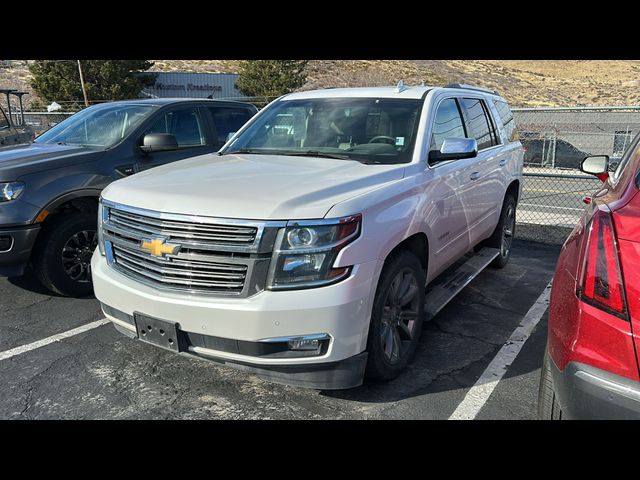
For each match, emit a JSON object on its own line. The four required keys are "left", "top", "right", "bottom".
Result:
{"left": 444, "top": 83, "right": 499, "bottom": 95}
{"left": 395, "top": 80, "right": 408, "bottom": 93}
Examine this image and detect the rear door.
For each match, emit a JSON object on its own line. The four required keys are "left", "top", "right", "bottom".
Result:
{"left": 135, "top": 104, "right": 213, "bottom": 172}
{"left": 459, "top": 97, "right": 507, "bottom": 246}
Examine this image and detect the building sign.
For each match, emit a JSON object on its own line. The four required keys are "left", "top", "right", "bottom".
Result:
{"left": 151, "top": 83, "right": 224, "bottom": 93}
{"left": 140, "top": 72, "right": 243, "bottom": 100}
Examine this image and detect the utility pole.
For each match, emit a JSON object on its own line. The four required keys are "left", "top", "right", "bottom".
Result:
{"left": 77, "top": 60, "right": 89, "bottom": 108}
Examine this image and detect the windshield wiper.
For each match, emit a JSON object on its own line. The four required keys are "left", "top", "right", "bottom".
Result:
{"left": 277, "top": 150, "right": 351, "bottom": 160}
{"left": 220, "top": 148, "right": 271, "bottom": 155}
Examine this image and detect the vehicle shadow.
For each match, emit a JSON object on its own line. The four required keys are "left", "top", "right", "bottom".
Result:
{"left": 321, "top": 240, "right": 559, "bottom": 404}
{"left": 7, "top": 267, "right": 94, "bottom": 299}
{"left": 320, "top": 319, "right": 545, "bottom": 404}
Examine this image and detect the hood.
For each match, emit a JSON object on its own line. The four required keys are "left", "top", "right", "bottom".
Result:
{"left": 102, "top": 153, "right": 406, "bottom": 219}
{"left": 0, "top": 142, "right": 98, "bottom": 178}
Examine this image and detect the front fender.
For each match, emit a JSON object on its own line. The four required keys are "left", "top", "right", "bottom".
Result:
{"left": 330, "top": 173, "right": 431, "bottom": 270}
{"left": 18, "top": 170, "right": 112, "bottom": 222}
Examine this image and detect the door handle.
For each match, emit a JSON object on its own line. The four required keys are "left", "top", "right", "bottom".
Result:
{"left": 499, "top": 158, "right": 508, "bottom": 167}
{"left": 470, "top": 172, "right": 481, "bottom": 181}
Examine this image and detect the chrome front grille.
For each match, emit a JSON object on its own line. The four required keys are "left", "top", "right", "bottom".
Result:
{"left": 109, "top": 209, "right": 258, "bottom": 246}
{"left": 112, "top": 244, "right": 248, "bottom": 291}
{"left": 101, "top": 200, "right": 283, "bottom": 296}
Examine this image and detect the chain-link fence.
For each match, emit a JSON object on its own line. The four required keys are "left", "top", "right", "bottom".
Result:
{"left": 22, "top": 112, "right": 75, "bottom": 135}
{"left": 513, "top": 107, "right": 640, "bottom": 243}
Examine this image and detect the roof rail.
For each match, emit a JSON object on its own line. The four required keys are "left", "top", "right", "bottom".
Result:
{"left": 444, "top": 83, "right": 499, "bottom": 95}
{"left": 395, "top": 80, "right": 408, "bottom": 93}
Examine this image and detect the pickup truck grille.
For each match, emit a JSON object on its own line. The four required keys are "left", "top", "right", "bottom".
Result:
{"left": 101, "top": 201, "right": 282, "bottom": 296}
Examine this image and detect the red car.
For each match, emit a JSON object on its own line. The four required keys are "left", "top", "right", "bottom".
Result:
{"left": 539, "top": 136, "right": 640, "bottom": 419}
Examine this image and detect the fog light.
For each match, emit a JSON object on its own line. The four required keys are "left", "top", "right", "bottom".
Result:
{"left": 0, "top": 236, "right": 13, "bottom": 252}
{"left": 288, "top": 338, "right": 320, "bottom": 351}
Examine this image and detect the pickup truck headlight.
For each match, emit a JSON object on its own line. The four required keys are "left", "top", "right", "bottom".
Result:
{"left": 0, "top": 182, "right": 25, "bottom": 202}
{"left": 267, "top": 214, "right": 361, "bottom": 290}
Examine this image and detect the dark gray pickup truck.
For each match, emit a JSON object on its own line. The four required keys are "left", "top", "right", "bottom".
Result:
{"left": 0, "top": 98, "right": 257, "bottom": 296}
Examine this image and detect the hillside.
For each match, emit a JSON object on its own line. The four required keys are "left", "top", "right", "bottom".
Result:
{"left": 2, "top": 60, "right": 640, "bottom": 109}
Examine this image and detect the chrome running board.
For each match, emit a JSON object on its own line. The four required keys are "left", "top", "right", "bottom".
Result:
{"left": 424, "top": 247, "right": 500, "bottom": 321}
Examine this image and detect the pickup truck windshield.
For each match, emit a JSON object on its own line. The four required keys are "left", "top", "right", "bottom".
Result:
{"left": 35, "top": 104, "right": 155, "bottom": 149}
{"left": 222, "top": 97, "right": 423, "bottom": 164}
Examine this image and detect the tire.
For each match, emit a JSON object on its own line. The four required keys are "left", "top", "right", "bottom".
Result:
{"left": 486, "top": 193, "right": 516, "bottom": 269}
{"left": 365, "top": 250, "right": 426, "bottom": 381}
{"left": 32, "top": 213, "right": 98, "bottom": 297}
{"left": 538, "top": 346, "right": 563, "bottom": 420}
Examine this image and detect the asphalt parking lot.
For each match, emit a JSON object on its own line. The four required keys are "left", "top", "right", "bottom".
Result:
{"left": 0, "top": 238, "right": 559, "bottom": 420}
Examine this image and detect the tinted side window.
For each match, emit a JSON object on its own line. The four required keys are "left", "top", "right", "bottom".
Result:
{"left": 493, "top": 99, "right": 518, "bottom": 142}
{"left": 461, "top": 98, "right": 495, "bottom": 150}
{"left": 147, "top": 107, "right": 205, "bottom": 148}
{"left": 208, "top": 107, "right": 254, "bottom": 148}
{"left": 429, "top": 98, "right": 466, "bottom": 152}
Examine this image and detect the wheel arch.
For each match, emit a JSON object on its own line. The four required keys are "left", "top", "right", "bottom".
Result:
{"left": 506, "top": 179, "right": 520, "bottom": 205}
{"left": 36, "top": 189, "right": 101, "bottom": 224}
{"left": 383, "top": 232, "right": 429, "bottom": 274}
{"left": 29, "top": 190, "right": 101, "bottom": 263}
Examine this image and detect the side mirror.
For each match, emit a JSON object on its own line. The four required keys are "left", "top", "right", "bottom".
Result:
{"left": 581, "top": 155, "right": 609, "bottom": 182}
{"left": 139, "top": 133, "right": 178, "bottom": 154}
{"left": 429, "top": 138, "right": 478, "bottom": 163}
{"left": 226, "top": 131, "right": 237, "bottom": 143}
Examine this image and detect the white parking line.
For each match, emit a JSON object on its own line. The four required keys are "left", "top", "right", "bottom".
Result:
{"left": 448, "top": 282, "right": 552, "bottom": 420}
{"left": 0, "top": 318, "right": 110, "bottom": 362}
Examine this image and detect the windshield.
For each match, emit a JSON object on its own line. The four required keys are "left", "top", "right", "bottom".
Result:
{"left": 222, "top": 97, "right": 423, "bottom": 164}
{"left": 35, "top": 103, "right": 155, "bottom": 149}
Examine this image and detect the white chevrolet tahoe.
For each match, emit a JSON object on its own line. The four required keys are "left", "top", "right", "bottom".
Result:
{"left": 91, "top": 83, "right": 523, "bottom": 389}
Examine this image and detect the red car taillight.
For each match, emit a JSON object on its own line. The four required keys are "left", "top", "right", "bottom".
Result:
{"left": 577, "top": 207, "right": 629, "bottom": 320}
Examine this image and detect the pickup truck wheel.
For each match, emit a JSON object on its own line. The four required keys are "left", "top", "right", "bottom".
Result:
{"left": 486, "top": 194, "right": 516, "bottom": 269}
{"left": 365, "top": 250, "right": 426, "bottom": 381}
{"left": 32, "top": 214, "right": 98, "bottom": 297}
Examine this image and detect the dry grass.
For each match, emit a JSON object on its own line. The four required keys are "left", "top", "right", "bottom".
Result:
{"left": 2, "top": 60, "right": 640, "bottom": 109}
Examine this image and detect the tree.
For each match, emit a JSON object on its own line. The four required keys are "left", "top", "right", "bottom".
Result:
{"left": 29, "top": 60, "right": 156, "bottom": 110}
{"left": 236, "top": 60, "right": 308, "bottom": 106}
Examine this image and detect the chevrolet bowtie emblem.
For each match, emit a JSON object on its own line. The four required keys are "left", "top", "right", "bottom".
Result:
{"left": 140, "top": 237, "right": 180, "bottom": 258}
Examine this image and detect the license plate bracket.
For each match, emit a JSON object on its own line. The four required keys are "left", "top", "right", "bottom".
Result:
{"left": 134, "top": 313, "right": 181, "bottom": 352}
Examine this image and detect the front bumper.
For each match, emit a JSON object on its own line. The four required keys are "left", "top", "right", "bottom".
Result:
{"left": 551, "top": 357, "right": 640, "bottom": 419}
{"left": 91, "top": 251, "right": 381, "bottom": 389}
{"left": 0, "top": 225, "right": 40, "bottom": 277}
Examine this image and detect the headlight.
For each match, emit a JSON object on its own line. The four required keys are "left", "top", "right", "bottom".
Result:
{"left": 267, "top": 214, "right": 361, "bottom": 290}
{"left": 97, "top": 199, "right": 106, "bottom": 256}
{"left": 0, "top": 182, "right": 25, "bottom": 202}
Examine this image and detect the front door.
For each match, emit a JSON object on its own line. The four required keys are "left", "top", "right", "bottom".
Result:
{"left": 426, "top": 97, "right": 475, "bottom": 276}
{"left": 135, "top": 105, "right": 212, "bottom": 172}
